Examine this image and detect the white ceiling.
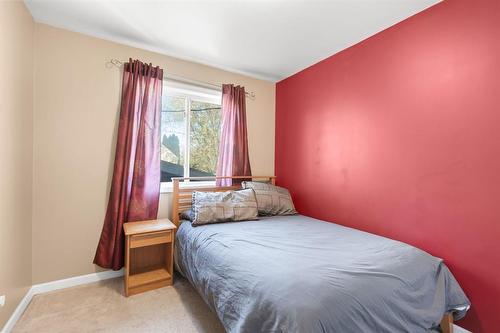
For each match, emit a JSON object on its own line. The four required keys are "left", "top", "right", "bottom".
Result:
{"left": 25, "top": 0, "right": 440, "bottom": 82}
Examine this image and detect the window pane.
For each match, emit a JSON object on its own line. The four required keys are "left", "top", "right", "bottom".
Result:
{"left": 161, "top": 95, "right": 186, "bottom": 182}
{"left": 189, "top": 100, "right": 221, "bottom": 179}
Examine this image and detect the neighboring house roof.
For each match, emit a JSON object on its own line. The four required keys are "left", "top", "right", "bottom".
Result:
{"left": 161, "top": 145, "right": 179, "bottom": 163}
{"left": 161, "top": 160, "right": 213, "bottom": 182}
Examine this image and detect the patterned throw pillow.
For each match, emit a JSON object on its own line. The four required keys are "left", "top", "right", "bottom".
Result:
{"left": 241, "top": 181, "right": 297, "bottom": 216}
{"left": 191, "top": 189, "right": 259, "bottom": 226}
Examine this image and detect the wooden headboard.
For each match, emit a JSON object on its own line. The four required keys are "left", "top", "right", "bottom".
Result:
{"left": 171, "top": 175, "right": 276, "bottom": 227}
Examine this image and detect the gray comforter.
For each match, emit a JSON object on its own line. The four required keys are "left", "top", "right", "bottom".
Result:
{"left": 175, "top": 214, "right": 469, "bottom": 333}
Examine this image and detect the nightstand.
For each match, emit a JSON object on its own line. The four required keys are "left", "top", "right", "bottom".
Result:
{"left": 123, "top": 218, "right": 177, "bottom": 296}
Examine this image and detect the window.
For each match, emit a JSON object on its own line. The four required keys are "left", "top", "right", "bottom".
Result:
{"left": 161, "top": 81, "right": 222, "bottom": 183}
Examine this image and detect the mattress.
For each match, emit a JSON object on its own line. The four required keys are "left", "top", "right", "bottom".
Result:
{"left": 175, "top": 214, "right": 469, "bottom": 333}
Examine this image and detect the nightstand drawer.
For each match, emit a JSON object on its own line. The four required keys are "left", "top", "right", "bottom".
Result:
{"left": 130, "top": 231, "right": 171, "bottom": 248}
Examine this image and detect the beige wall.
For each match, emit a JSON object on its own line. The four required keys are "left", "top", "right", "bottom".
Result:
{"left": 0, "top": 1, "right": 34, "bottom": 328}
{"left": 32, "top": 24, "right": 275, "bottom": 284}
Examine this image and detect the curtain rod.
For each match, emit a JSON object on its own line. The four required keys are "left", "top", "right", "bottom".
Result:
{"left": 106, "top": 59, "right": 255, "bottom": 99}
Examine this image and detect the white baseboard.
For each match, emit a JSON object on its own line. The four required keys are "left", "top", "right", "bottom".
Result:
{"left": 1, "top": 269, "right": 123, "bottom": 333}
{"left": 1, "top": 287, "right": 34, "bottom": 333}
{"left": 30, "top": 269, "right": 123, "bottom": 295}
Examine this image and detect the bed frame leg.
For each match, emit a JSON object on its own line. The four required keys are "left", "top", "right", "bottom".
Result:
{"left": 440, "top": 313, "right": 453, "bottom": 333}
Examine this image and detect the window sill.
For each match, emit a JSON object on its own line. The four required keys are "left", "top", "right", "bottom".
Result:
{"left": 160, "top": 181, "right": 216, "bottom": 194}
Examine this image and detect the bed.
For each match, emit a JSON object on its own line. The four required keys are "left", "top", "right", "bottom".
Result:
{"left": 171, "top": 176, "right": 470, "bottom": 333}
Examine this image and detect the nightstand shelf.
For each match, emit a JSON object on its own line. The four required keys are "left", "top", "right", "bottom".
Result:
{"left": 123, "top": 219, "right": 176, "bottom": 296}
{"left": 129, "top": 267, "right": 172, "bottom": 288}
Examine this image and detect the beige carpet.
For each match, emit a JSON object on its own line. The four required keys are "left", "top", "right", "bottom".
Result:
{"left": 13, "top": 276, "right": 225, "bottom": 333}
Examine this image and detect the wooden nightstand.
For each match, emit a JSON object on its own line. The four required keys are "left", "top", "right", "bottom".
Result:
{"left": 123, "top": 218, "right": 177, "bottom": 296}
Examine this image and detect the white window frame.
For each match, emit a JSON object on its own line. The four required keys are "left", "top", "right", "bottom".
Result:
{"left": 160, "top": 80, "right": 222, "bottom": 193}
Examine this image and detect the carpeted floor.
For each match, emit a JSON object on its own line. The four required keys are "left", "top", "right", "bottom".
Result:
{"left": 13, "top": 276, "right": 225, "bottom": 333}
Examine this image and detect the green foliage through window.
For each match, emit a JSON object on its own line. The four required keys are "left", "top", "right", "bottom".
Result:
{"left": 190, "top": 100, "right": 221, "bottom": 175}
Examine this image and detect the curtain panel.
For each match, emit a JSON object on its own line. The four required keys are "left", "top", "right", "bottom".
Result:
{"left": 216, "top": 84, "right": 252, "bottom": 186}
{"left": 94, "top": 59, "right": 163, "bottom": 270}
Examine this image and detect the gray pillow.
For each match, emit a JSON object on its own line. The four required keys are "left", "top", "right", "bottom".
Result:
{"left": 241, "top": 181, "right": 297, "bottom": 216}
{"left": 191, "top": 189, "right": 259, "bottom": 226}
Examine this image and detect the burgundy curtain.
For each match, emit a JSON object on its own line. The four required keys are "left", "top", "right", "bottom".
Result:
{"left": 94, "top": 59, "right": 163, "bottom": 270}
{"left": 216, "top": 84, "right": 252, "bottom": 186}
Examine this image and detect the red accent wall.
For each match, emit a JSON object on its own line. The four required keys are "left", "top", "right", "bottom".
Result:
{"left": 275, "top": 1, "right": 500, "bottom": 332}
